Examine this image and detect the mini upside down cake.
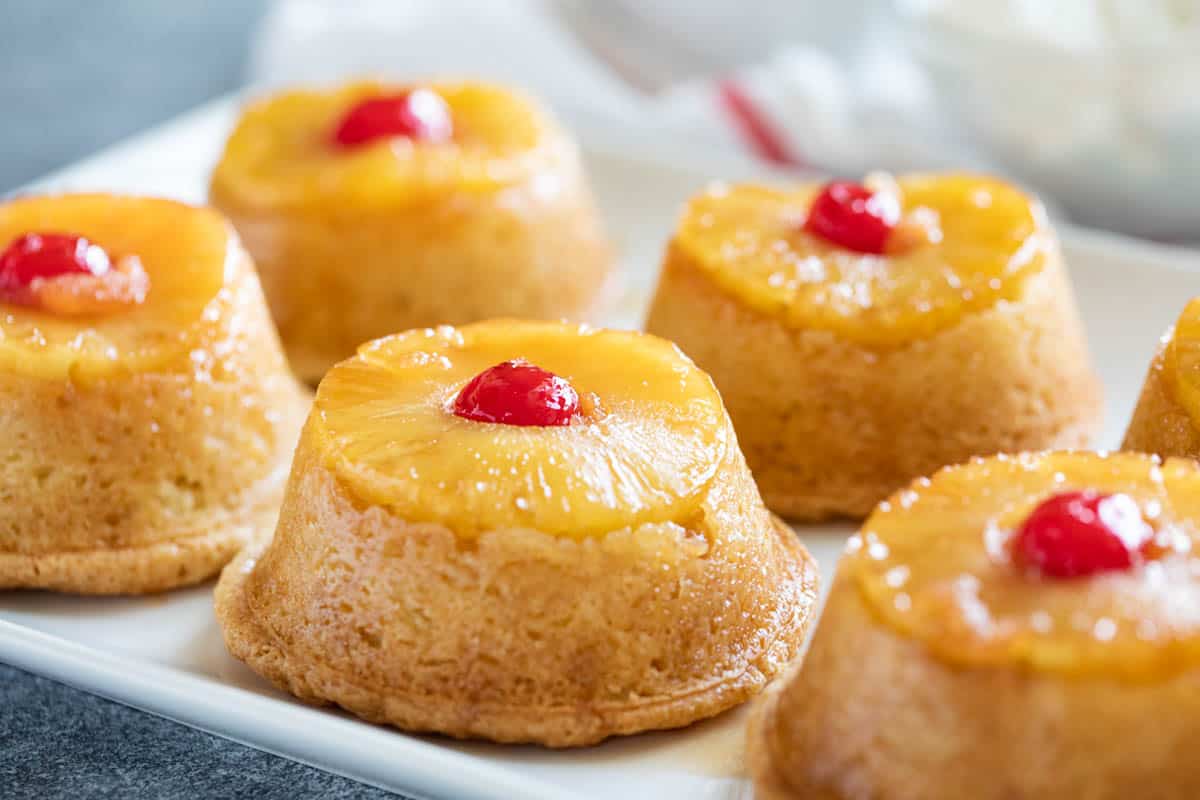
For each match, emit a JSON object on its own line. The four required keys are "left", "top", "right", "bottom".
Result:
{"left": 750, "top": 450, "right": 1200, "bottom": 800}
{"left": 211, "top": 80, "right": 613, "bottom": 383}
{"left": 0, "top": 194, "right": 308, "bottom": 594}
{"left": 646, "top": 174, "right": 1102, "bottom": 521}
{"left": 215, "top": 319, "right": 819, "bottom": 746}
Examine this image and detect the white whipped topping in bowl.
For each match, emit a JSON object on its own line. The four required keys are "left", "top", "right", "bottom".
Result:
{"left": 911, "top": 0, "right": 1200, "bottom": 50}
{"left": 903, "top": 0, "right": 1200, "bottom": 238}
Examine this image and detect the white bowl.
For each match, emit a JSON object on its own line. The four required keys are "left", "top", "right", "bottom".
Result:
{"left": 905, "top": 13, "right": 1200, "bottom": 239}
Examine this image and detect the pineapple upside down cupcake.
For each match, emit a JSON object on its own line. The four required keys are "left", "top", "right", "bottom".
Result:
{"left": 1124, "top": 297, "right": 1200, "bottom": 459}
{"left": 750, "top": 451, "right": 1200, "bottom": 800}
{"left": 645, "top": 174, "right": 1103, "bottom": 521}
{"left": 0, "top": 194, "right": 309, "bottom": 594}
{"left": 215, "top": 319, "right": 819, "bottom": 747}
{"left": 210, "top": 80, "right": 613, "bottom": 384}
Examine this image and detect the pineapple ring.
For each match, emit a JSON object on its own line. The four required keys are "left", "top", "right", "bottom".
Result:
{"left": 312, "top": 320, "right": 729, "bottom": 539}
{"left": 674, "top": 174, "right": 1050, "bottom": 346}
{"left": 851, "top": 451, "right": 1200, "bottom": 680}
{"left": 212, "top": 80, "right": 553, "bottom": 212}
{"left": 1167, "top": 297, "right": 1200, "bottom": 425}
{"left": 0, "top": 194, "right": 228, "bottom": 381}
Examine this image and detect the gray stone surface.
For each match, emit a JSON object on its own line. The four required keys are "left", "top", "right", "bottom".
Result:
{"left": 0, "top": 3, "right": 401, "bottom": 796}
{"left": 0, "top": 663, "right": 406, "bottom": 799}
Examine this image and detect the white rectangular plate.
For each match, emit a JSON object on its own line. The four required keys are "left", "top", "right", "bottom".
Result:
{"left": 2, "top": 97, "right": 1199, "bottom": 800}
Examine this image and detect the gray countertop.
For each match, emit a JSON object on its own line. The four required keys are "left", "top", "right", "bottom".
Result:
{"left": 0, "top": 3, "right": 406, "bottom": 796}
{"left": 0, "top": 663, "right": 401, "bottom": 800}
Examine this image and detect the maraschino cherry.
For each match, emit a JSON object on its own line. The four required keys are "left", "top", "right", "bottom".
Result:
{"left": 453, "top": 359, "right": 579, "bottom": 427}
{"left": 332, "top": 89, "right": 453, "bottom": 148}
{"left": 1013, "top": 491, "right": 1152, "bottom": 579}
{"left": 0, "top": 232, "right": 149, "bottom": 314}
{"left": 0, "top": 232, "right": 110, "bottom": 291}
{"left": 804, "top": 180, "right": 896, "bottom": 255}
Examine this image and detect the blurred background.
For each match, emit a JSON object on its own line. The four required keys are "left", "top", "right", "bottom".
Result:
{"left": 4, "top": 0, "right": 1200, "bottom": 240}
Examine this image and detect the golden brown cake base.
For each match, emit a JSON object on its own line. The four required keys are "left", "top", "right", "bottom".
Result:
{"left": 216, "top": 438, "right": 820, "bottom": 747}
{"left": 216, "top": 518, "right": 814, "bottom": 747}
{"left": 1123, "top": 337, "right": 1200, "bottom": 458}
{"left": 646, "top": 249, "right": 1102, "bottom": 521}
{"left": 0, "top": 491, "right": 281, "bottom": 595}
{"left": 226, "top": 198, "right": 614, "bottom": 385}
{"left": 748, "top": 579, "right": 1200, "bottom": 800}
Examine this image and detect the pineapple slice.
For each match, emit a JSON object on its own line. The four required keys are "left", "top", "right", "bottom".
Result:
{"left": 1167, "top": 297, "right": 1200, "bottom": 422}
{"left": 851, "top": 451, "right": 1200, "bottom": 679}
{"left": 673, "top": 174, "right": 1051, "bottom": 346}
{"left": 0, "top": 194, "right": 228, "bottom": 381}
{"left": 211, "top": 80, "right": 554, "bottom": 212}
{"left": 311, "top": 320, "right": 729, "bottom": 538}
{"left": 23, "top": 253, "right": 151, "bottom": 316}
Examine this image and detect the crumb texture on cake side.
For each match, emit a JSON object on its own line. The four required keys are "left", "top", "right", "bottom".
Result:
{"left": 1123, "top": 338, "right": 1200, "bottom": 458}
{"left": 647, "top": 241, "right": 1102, "bottom": 520}
{"left": 1124, "top": 298, "right": 1200, "bottom": 459}
{"left": 216, "top": 448, "right": 817, "bottom": 746}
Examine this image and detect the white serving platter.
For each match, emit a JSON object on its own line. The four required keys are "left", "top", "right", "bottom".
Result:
{"left": 2, "top": 96, "right": 1199, "bottom": 800}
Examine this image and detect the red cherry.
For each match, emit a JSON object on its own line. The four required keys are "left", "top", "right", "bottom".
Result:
{"left": 0, "top": 233, "right": 110, "bottom": 291}
{"left": 332, "top": 89, "right": 453, "bottom": 148}
{"left": 453, "top": 359, "right": 579, "bottom": 427}
{"left": 804, "top": 180, "right": 896, "bottom": 254}
{"left": 1013, "top": 491, "right": 1151, "bottom": 579}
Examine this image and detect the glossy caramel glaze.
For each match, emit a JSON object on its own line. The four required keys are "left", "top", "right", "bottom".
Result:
{"left": 313, "top": 320, "right": 727, "bottom": 538}
{"left": 211, "top": 81, "right": 555, "bottom": 211}
{"left": 851, "top": 451, "right": 1200, "bottom": 680}
{"left": 672, "top": 174, "right": 1050, "bottom": 347}
{"left": 0, "top": 194, "right": 227, "bottom": 380}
